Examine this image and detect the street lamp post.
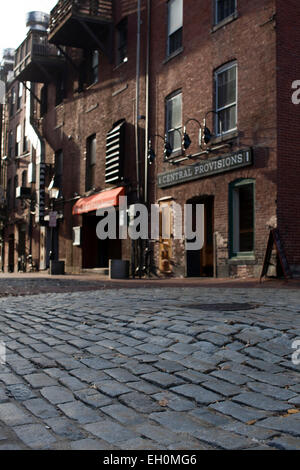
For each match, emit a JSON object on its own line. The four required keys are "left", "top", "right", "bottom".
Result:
{"left": 48, "top": 179, "right": 60, "bottom": 264}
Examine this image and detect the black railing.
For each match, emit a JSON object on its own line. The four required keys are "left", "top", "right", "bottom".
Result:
{"left": 14, "top": 31, "right": 62, "bottom": 78}
{"left": 49, "top": 0, "right": 113, "bottom": 34}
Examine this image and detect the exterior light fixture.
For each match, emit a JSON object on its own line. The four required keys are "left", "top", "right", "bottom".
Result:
{"left": 147, "top": 134, "right": 173, "bottom": 163}
{"left": 147, "top": 140, "right": 156, "bottom": 165}
{"left": 182, "top": 128, "right": 192, "bottom": 150}
{"left": 203, "top": 126, "right": 213, "bottom": 144}
{"left": 164, "top": 136, "right": 173, "bottom": 159}
{"left": 48, "top": 177, "right": 60, "bottom": 200}
{"left": 203, "top": 110, "right": 223, "bottom": 145}
{"left": 182, "top": 118, "right": 203, "bottom": 151}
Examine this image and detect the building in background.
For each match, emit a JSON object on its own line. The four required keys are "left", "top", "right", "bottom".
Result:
{"left": 1, "top": 0, "right": 300, "bottom": 278}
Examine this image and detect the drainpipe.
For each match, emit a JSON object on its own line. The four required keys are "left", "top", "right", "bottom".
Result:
{"left": 135, "top": 0, "right": 141, "bottom": 202}
{"left": 144, "top": 0, "right": 151, "bottom": 206}
{"left": 29, "top": 82, "right": 46, "bottom": 260}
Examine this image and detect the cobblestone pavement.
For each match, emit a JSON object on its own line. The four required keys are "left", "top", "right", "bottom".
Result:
{"left": 0, "top": 287, "right": 299, "bottom": 450}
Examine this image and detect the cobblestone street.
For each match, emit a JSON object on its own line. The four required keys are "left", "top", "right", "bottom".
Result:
{"left": 0, "top": 284, "right": 299, "bottom": 450}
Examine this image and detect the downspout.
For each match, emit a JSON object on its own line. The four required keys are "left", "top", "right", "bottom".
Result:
{"left": 135, "top": 0, "right": 141, "bottom": 202}
{"left": 29, "top": 83, "right": 45, "bottom": 258}
{"left": 144, "top": 0, "right": 151, "bottom": 206}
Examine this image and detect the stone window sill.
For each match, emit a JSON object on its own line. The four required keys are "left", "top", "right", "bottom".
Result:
{"left": 211, "top": 11, "right": 239, "bottom": 33}
{"left": 164, "top": 47, "right": 184, "bottom": 65}
{"left": 228, "top": 255, "right": 256, "bottom": 265}
{"left": 210, "top": 129, "right": 239, "bottom": 145}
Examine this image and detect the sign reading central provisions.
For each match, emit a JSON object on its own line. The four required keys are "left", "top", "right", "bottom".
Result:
{"left": 158, "top": 148, "right": 253, "bottom": 188}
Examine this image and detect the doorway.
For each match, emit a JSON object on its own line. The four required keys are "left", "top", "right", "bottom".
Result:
{"left": 8, "top": 235, "right": 14, "bottom": 272}
{"left": 82, "top": 213, "right": 122, "bottom": 269}
{"left": 18, "top": 225, "right": 26, "bottom": 272}
{"left": 186, "top": 195, "right": 214, "bottom": 277}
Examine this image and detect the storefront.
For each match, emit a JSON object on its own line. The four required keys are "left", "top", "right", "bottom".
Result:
{"left": 72, "top": 187, "right": 125, "bottom": 270}
{"left": 156, "top": 147, "right": 264, "bottom": 278}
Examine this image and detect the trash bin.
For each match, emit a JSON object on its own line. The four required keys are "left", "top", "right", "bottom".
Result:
{"left": 109, "top": 259, "right": 130, "bottom": 279}
{"left": 49, "top": 260, "right": 65, "bottom": 275}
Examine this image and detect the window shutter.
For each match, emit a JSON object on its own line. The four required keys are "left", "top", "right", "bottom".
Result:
{"left": 105, "top": 119, "right": 126, "bottom": 184}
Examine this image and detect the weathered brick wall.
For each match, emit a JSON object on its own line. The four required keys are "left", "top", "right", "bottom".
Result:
{"left": 276, "top": 0, "right": 300, "bottom": 276}
{"left": 43, "top": 0, "right": 148, "bottom": 272}
{"left": 150, "top": 0, "right": 278, "bottom": 277}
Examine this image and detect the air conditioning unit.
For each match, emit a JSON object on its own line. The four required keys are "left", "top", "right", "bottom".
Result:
{"left": 16, "top": 187, "right": 31, "bottom": 199}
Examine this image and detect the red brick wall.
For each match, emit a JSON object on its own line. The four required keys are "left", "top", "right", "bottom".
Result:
{"left": 150, "top": 0, "right": 278, "bottom": 277}
{"left": 276, "top": 0, "right": 300, "bottom": 275}
{"left": 43, "top": 0, "right": 149, "bottom": 272}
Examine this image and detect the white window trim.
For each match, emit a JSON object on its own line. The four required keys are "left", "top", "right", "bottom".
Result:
{"left": 215, "top": 61, "right": 238, "bottom": 136}
{"left": 166, "top": 91, "right": 182, "bottom": 154}
{"left": 167, "top": 0, "right": 183, "bottom": 56}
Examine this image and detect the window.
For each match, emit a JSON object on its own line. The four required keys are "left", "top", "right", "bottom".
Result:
{"left": 116, "top": 18, "right": 128, "bottom": 65}
{"left": 167, "top": 0, "right": 183, "bottom": 56}
{"left": 90, "top": 50, "right": 99, "bottom": 86}
{"left": 9, "top": 88, "right": 15, "bottom": 116}
{"left": 7, "top": 131, "right": 13, "bottom": 159}
{"left": 215, "top": 62, "right": 237, "bottom": 134}
{"left": 82, "top": 50, "right": 99, "bottom": 88}
{"left": 166, "top": 91, "right": 182, "bottom": 156}
{"left": 40, "top": 85, "right": 48, "bottom": 116}
{"left": 230, "top": 179, "right": 255, "bottom": 257}
{"left": 22, "top": 170, "right": 27, "bottom": 188}
{"left": 86, "top": 135, "right": 96, "bottom": 192}
{"left": 55, "top": 77, "right": 65, "bottom": 106}
{"left": 23, "top": 119, "right": 29, "bottom": 154}
{"left": 215, "top": 0, "right": 236, "bottom": 24}
{"left": 17, "top": 82, "right": 23, "bottom": 110}
{"left": 14, "top": 175, "right": 18, "bottom": 208}
{"left": 15, "top": 125, "right": 22, "bottom": 157}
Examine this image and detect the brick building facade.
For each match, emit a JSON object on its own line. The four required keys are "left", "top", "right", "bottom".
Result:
{"left": 1, "top": 0, "right": 299, "bottom": 278}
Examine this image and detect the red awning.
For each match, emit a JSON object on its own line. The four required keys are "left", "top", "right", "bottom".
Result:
{"left": 72, "top": 187, "right": 125, "bottom": 215}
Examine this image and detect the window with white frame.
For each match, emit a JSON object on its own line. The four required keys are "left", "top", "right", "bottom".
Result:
{"left": 17, "top": 82, "right": 23, "bottom": 110}
{"left": 167, "top": 0, "right": 183, "bottom": 56}
{"left": 215, "top": 0, "right": 236, "bottom": 24}
{"left": 166, "top": 91, "right": 182, "bottom": 156}
{"left": 215, "top": 62, "right": 237, "bottom": 134}
{"left": 15, "top": 125, "right": 22, "bottom": 157}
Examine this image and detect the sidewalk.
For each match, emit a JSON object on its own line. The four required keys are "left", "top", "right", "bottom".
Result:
{"left": 0, "top": 271, "right": 299, "bottom": 298}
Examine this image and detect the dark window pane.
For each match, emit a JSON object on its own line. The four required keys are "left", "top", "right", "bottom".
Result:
{"left": 217, "top": 0, "right": 236, "bottom": 23}
{"left": 239, "top": 184, "right": 254, "bottom": 252}
{"left": 117, "top": 18, "right": 128, "bottom": 64}
{"left": 86, "top": 135, "right": 96, "bottom": 191}
{"left": 168, "top": 27, "right": 182, "bottom": 55}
